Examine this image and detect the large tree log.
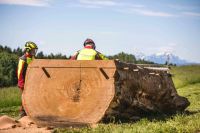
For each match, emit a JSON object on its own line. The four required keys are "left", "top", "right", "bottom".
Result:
{"left": 103, "top": 61, "right": 190, "bottom": 121}
{"left": 23, "top": 60, "right": 190, "bottom": 127}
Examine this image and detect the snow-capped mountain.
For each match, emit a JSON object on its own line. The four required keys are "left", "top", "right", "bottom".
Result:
{"left": 134, "top": 52, "right": 146, "bottom": 60}
{"left": 135, "top": 52, "right": 189, "bottom": 65}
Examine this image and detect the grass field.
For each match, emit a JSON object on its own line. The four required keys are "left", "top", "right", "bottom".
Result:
{"left": 0, "top": 65, "right": 200, "bottom": 133}
{"left": 0, "top": 87, "right": 21, "bottom": 117}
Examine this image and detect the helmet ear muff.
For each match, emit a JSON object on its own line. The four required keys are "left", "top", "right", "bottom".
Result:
{"left": 26, "top": 48, "right": 31, "bottom": 52}
{"left": 24, "top": 46, "right": 31, "bottom": 53}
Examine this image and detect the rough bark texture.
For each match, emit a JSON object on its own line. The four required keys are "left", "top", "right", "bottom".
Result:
{"left": 103, "top": 61, "right": 190, "bottom": 121}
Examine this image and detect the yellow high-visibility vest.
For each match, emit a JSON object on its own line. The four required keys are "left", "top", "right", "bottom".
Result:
{"left": 17, "top": 55, "right": 33, "bottom": 79}
{"left": 77, "top": 48, "right": 97, "bottom": 60}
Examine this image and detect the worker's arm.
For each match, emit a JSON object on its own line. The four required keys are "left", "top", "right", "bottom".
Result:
{"left": 96, "top": 51, "right": 109, "bottom": 60}
{"left": 17, "top": 59, "right": 25, "bottom": 90}
{"left": 70, "top": 51, "right": 79, "bottom": 60}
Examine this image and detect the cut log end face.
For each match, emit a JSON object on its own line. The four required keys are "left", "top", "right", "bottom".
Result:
{"left": 23, "top": 60, "right": 117, "bottom": 127}
{"left": 71, "top": 82, "right": 81, "bottom": 102}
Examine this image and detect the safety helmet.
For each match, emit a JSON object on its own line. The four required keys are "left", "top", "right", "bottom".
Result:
{"left": 24, "top": 41, "right": 38, "bottom": 52}
{"left": 83, "top": 38, "right": 96, "bottom": 49}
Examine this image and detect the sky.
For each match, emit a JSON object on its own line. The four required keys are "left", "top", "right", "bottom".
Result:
{"left": 0, "top": 0, "right": 200, "bottom": 62}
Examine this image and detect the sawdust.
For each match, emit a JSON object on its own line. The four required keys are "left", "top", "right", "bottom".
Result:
{"left": 0, "top": 115, "right": 52, "bottom": 133}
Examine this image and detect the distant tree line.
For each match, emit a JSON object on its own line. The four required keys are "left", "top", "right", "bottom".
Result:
{"left": 107, "top": 52, "right": 154, "bottom": 64}
{"left": 0, "top": 45, "right": 154, "bottom": 87}
{"left": 0, "top": 46, "right": 19, "bottom": 87}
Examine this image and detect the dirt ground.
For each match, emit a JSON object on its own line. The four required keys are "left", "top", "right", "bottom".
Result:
{"left": 0, "top": 115, "right": 52, "bottom": 133}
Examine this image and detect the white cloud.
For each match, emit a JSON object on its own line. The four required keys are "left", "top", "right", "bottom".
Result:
{"left": 0, "top": 0, "right": 50, "bottom": 7}
{"left": 68, "top": 3, "right": 102, "bottom": 9}
{"left": 147, "top": 43, "right": 178, "bottom": 55}
{"left": 67, "top": 0, "right": 119, "bottom": 9}
{"left": 129, "top": 4, "right": 145, "bottom": 8}
{"left": 159, "top": 46, "right": 175, "bottom": 53}
{"left": 157, "top": 43, "right": 178, "bottom": 54}
{"left": 132, "top": 9, "right": 175, "bottom": 17}
{"left": 182, "top": 11, "right": 200, "bottom": 17}
{"left": 72, "top": 1, "right": 174, "bottom": 18}
{"left": 79, "top": 0, "right": 116, "bottom": 6}
{"left": 168, "top": 5, "right": 192, "bottom": 10}
{"left": 168, "top": 43, "right": 177, "bottom": 47}
{"left": 77, "top": 1, "right": 146, "bottom": 9}
{"left": 116, "top": 6, "right": 175, "bottom": 17}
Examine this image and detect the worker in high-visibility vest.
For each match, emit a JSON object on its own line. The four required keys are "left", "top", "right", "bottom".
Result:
{"left": 70, "top": 38, "right": 108, "bottom": 60}
{"left": 17, "top": 41, "right": 38, "bottom": 117}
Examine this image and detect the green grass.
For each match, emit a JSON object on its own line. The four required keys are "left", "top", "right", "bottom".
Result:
{"left": 1, "top": 65, "right": 200, "bottom": 133}
{"left": 0, "top": 86, "right": 21, "bottom": 108}
{"left": 177, "top": 83, "right": 200, "bottom": 112}
{"left": 171, "top": 65, "right": 200, "bottom": 89}
{"left": 53, "top": 65, "right": 200, "bottom": 133}
{"left": 0, "top": 106, "right": 20, "bottom": 118}
{"left": 53, "top": 82, "right": 200, "bottom": 133}
{"left": 0, "top": 86, "right": 21, "bottom": 117}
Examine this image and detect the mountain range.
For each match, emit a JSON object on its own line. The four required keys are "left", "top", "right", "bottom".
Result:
{"left": 135, "top": 52, "right": 192, "bottom": 65}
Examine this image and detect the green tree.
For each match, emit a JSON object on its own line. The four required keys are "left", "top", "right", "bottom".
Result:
{"left": 13, "top": 47, "right": 23, "bottom": 56}
{"left": 108, "top": 52, "right": 155, "bottom": 64}
{"left": 108, "top": 52, "right": 137, "bottom": 63}
{"left": 36, "top": 51, "right": 45, "bottom": 59}
{"left": 0, "top": 52, "right": 18, "bottom": 87}
{"left": 136, "top": 59, "right": 154, "bottom": 64}
{"left": 0, "top": 45, "right": 12, "bottom": 53}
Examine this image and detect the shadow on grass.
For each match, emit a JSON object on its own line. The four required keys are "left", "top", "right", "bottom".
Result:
{"left": 101, "top": 110, "right": 200, "bottom": 124}
{"left": 184, "top": 110, "right": 200, "bottom": 115}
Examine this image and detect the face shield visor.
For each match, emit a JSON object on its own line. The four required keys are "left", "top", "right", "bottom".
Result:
{"left": 30, "top": 48, "right": 38, "bottom": 56}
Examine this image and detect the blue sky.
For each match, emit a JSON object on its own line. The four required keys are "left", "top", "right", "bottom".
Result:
{"left": 0, "top": 0, "right": 200, "bottom": 62}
